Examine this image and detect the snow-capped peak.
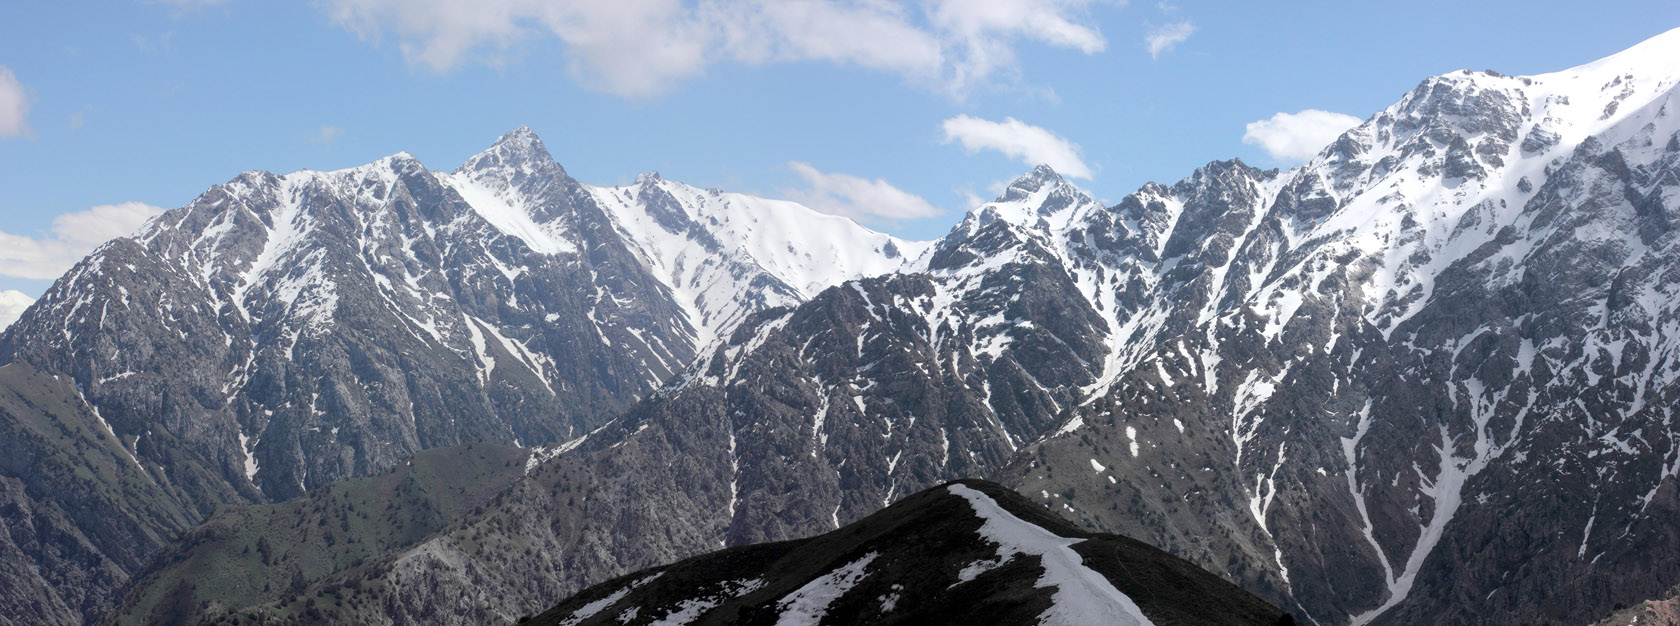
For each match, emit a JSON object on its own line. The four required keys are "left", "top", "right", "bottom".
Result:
{"left": 589, "top": 170, "right": 931, "bottom": 347}
{"left": 961, "top": 164, "right": 1101, "bottom": 237}
{"left": 445, "top": 127, "right": 933, "bottom": 347}
{"left": 997, "top": 164, "right": 1070, "bottom": 202}
{"left": 455, "top": 126, "right": 563, "bottom": 179}
{"left": 1533, "top": 26, "right": 1680, "bottom": 90}
{"left": 1298, "top": 27, "right": 1680, "bottom": 202}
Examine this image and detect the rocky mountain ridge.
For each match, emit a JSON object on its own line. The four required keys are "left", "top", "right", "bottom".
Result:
{"left": 0, "top": 128, "right": 918, "bottom": 625}
{"left": 528, "top": 479, "right": 1289, "bottom": 626}
{"left": 11, "top": 25, "right": 1680, "bottom": 626}
{"left": 221, "top": 27, "right": 1680, "bottom": 626}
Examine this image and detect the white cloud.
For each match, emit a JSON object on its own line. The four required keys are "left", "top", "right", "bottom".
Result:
{"left": 0, "top": 203, "right": 167, "bottom": 280}
{"left": 1242, "top": 109, "right": 1363, "bottom": 163}
{"left": 1144, "top": 21, "right": 1193, "bottom": 59}
{"left": 0, "top": 290, "right": 32, "bottom": 332}
{"left": 0, "top": 66, "right": 32, "bottom": 140}
{"left": 927, "top": 0, "right": 1106, "bottom": 90}
{"left": 785, "top": 162, "right": 942, "bottom": 223}
{"left": 940, "top": 114, "right": 1092, "bottom": 179}
{"left": 318, "top": 0, "right": 1111, "bottom": 98}
{"left": 309, "top": 125, "right": 344, "bottom": 143}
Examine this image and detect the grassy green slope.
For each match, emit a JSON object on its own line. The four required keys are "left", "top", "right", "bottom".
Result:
{"left": 0, "top": 362, "right": 221, "bottom": 625}
{"left": 108, "top": 442, "right": 532, "bottom": 625}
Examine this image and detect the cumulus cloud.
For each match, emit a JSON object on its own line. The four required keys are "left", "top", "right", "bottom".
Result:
{"left": 940, "top": 114, "right": 1092, "bottom": 179}
{"left": 1242, "top": 109, "right": 1363, "bottom": 163}
{"left": 785, "top": 162, "right": 942, "bottom": 223}
{"left": 0, "top": 290, "right": 32, "bottom": 332}
{"left": 0, "top": 66, "right": 31, "bottom": 140}
{"left": 0, "top": 203, "right": 167, "bottom": 280}
{"left": 1144, "top": 21, "right": 1193, "bottom": 59}
{"left": 318, "top": 0, "right": 1110, "bottom": 98}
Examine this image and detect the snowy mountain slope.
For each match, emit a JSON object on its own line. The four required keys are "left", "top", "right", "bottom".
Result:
{"left": 24, "top": 28, "right": 1680, "bottom": 626}
{"left": 588, "top": 173, "right": 927, "bottom": 349}
{"left": 185, "top": 164, "right": 1168, "bottom": 626}
{"left": 0, "top": 127, "right": 919, "bottom": 626}
{"left": 527, "top": 480, "right": 1286, "bottom": 626}
{"left": 269, "top": 28, "right": 1680, "bottom": 626}
{"left": 1014, "top": 26, "right": 1680, "bottom": 626}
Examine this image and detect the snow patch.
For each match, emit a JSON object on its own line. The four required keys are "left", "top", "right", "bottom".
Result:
{"left": 559, "top": 572, "right": 663, "bottom": 626}
{"left": 773, "top": 553, "right": 878, "bottom": 626}
{"left": 948, "top": 484, "right": 1156, "bottom": 626}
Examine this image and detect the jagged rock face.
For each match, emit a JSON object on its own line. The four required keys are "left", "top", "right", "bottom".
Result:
{"left": 0, "top": 128, "right": 918, "bottom": 504}
{"left": 0, "top": 132, "right": 688, "bottom": 502}
{"left": 22, "top": 29, "right": 1680, "bottom": 626}
{"left": 0, "top": 363, "right": 216, "bottom": 626}
{"left": 182, "top": 33, "right": 1680, "bottom": 626}
{"left": 369, "top": 36, "right": 1680, "bottom": 626}
{"left": 1012, "top": 36, "right": 1680, "bottom": 626}
{"left": 0, "top": 128, "right": 917, "bottom": 625}
{"left": 528, "top": 480, "right": 1289, "bottom": 626}
{"left": 180, "top": 172, "right": 1118, "bottom": 626}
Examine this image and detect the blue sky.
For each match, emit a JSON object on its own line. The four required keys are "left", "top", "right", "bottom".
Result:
{"left": 0, "top": 1, "right": 1675, "bottom": 297}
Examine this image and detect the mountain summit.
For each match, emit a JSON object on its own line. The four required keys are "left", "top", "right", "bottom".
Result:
{"left": 272, "top": 27, "right": 1680, "bottom": 626}
{"left": 7, "top": 27, "right": 1680, "bottom": 626}
{"left": 529, "top": 480, "right": 1290, "bottom": 626}
{"left": 0, "top": 127, "right": 922, "bottom": 625}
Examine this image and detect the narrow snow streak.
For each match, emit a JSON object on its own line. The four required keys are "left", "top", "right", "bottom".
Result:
{"left": 773, "top": 553, "right": 878, "bottom": 626}
{"left": 559, "top": 572, "right": 663, "bottom": 626}
{"left": 948, "top": 484, "right": 1156, "bottom": 626}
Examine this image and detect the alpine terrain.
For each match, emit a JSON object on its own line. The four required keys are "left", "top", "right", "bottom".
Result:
{"left": 5, "top": 23, "right": 1680, "bottom": 626}
{"left": 528, "top": 480, "right": 1291, "bottom": 626}
{"left": 0, "top": 129, "right": 919, "bottom": 625}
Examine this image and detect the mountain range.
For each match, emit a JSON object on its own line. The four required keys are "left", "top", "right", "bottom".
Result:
{"left": 0, "top": 128, "right": 917, "bottom": 625}
{"left": 2, "top": 25, "right": 1679, "bottom": 626}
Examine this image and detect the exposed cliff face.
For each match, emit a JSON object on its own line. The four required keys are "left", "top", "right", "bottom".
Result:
{"left": 0, "top": 127, "right": 917, "bottom": 625}
{"left": 0, "top": 362, "right": 213, "bottom": 626}
{"left": 184, "top": 228, "right": 1118, "bottom": 624}
{"left": 1013, "top": 34, "right": 1680, "bottom": 626}
{"left": 126, "top": 31, "right": 1680, "bottom": 626}
{"left": 17, "top": 26, "right": 1680, "bottom": 626}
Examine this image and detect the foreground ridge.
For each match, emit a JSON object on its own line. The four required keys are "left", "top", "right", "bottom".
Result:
{"left": 527, "top": 479, "right": 1290, "bottom": 626}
